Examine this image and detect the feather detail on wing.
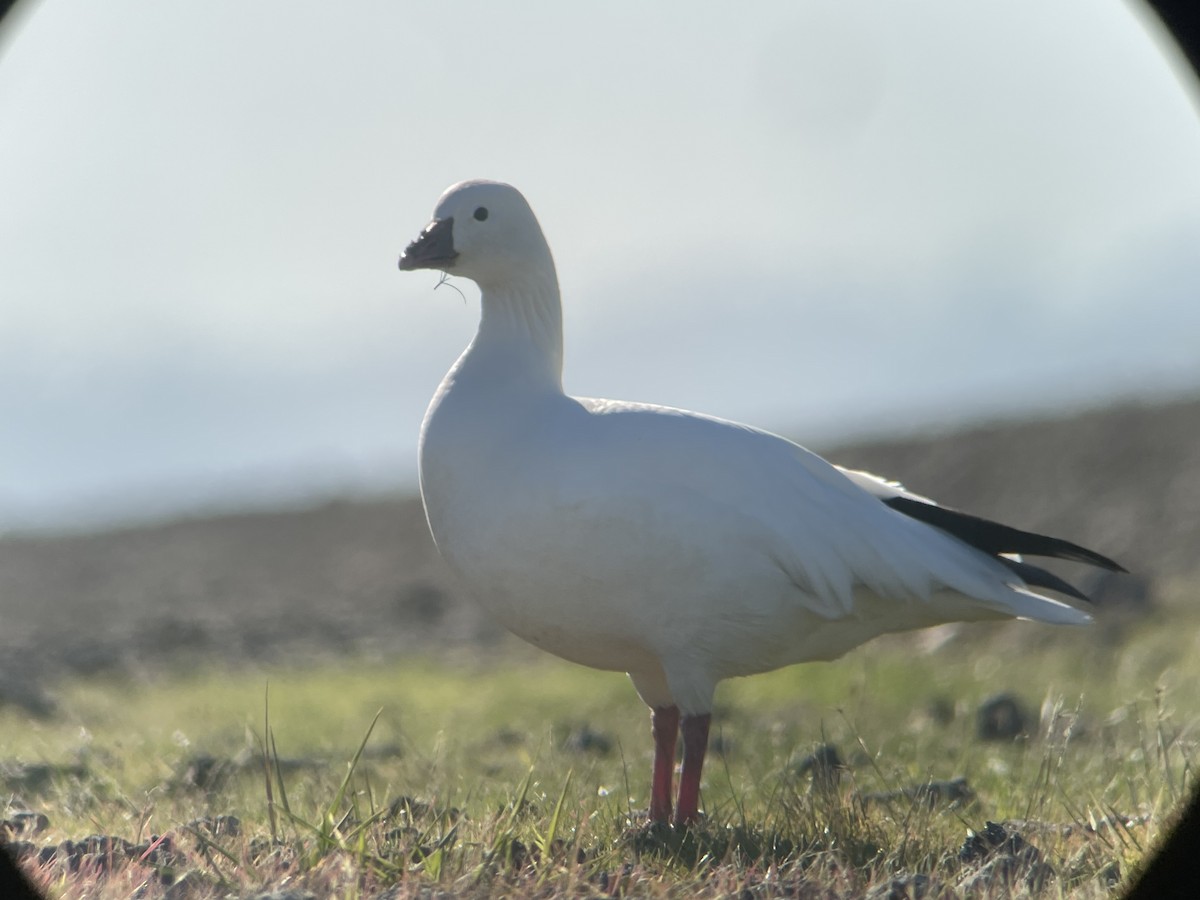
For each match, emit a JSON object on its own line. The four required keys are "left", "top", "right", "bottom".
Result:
{"left": 836, "top": 465, "right": 1124, "bottom": 607}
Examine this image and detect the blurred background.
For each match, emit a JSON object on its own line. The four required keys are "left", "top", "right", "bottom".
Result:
{"left": 2, "top": 0, "right": 1198, "bottom": 531}
{"left": 2, "top": 0, "right": 1199, "bottom": 710}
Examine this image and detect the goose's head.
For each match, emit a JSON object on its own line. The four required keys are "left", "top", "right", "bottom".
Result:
{"left": 398, "top": 180, "right": 553, "bottom": 287}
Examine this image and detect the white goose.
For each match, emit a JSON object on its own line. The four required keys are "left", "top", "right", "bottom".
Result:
{"left": 398, "top": 180, "right": 1123, "bottom": 826}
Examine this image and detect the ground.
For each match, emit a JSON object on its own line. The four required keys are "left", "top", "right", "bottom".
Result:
{"left": 1, "top": 395, "right": 1197, "bottom": 897}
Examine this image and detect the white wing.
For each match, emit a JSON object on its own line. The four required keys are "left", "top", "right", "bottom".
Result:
{"left": 576, "top": 397, "right": 1092, "bottom": 626}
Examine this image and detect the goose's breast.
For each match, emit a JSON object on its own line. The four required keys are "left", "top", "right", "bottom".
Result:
{"left": 419, "top": 396, "right": 670, "bottom": 669}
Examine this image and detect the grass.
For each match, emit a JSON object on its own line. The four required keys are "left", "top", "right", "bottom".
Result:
{"left": 2, "top": 576, "right": 1198, "bottom": 897}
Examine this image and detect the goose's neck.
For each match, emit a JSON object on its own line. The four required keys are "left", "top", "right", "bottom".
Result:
{"left": 469, "top": 269, "right": 564, "bottom": 392}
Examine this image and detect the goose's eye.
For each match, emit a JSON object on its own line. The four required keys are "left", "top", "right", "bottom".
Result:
{"left": 473, "top": 207, "right": 489, "bottom": 222}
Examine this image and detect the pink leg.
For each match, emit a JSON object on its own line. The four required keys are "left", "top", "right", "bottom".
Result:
{"left": 675, "top": 713, "right": 711, "bottom": 827}
{"left": 649, "top": 705, "right": 679, "bottom": 823}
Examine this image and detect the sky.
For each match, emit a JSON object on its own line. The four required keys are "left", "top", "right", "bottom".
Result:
{"left": 2, "top": 0, "right": 1199, "bottom": 531}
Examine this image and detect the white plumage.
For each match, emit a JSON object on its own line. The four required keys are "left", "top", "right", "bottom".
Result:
{"left": 398, "top": 179, "right": 1122, "bottom": 825}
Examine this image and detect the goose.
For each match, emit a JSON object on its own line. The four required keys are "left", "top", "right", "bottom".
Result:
{"left": 397, "top": 179, "right": 1124, "bottom": 826}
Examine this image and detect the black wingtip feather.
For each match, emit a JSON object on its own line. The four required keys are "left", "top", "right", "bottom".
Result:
{"left": 996, "top": 557, "right": 1093, "bottom": 603}
{"left": 883, "top": 496, "right": 1127, "bottom": 580}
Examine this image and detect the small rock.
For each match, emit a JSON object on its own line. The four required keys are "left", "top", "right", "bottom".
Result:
{"left": 793, "top": 743, "right": 845, "bottom": 792}
{"left": 864, "top": 872, "right": 954, "bottom": 899}
{"left": 38, "top": 834, "right": 135, "bottom": 873}
{"left": 176, "top": 753, "right": 235, "bottom": 791}
{"left": 505, "top": 838, "right": 529, "bottom": 871}
{"left": 77, "top": 834, "right": 135, "bottom": 856}
{"left": 957, "top": 820, "right": 1053, "bottom": 892}
{"left": 562, "top": 724, "right": 614, "bottom": 755}
{"left": 132, "top": 834, "right": 180, "bottom": 866}
{"left": 1100, "top": 860, "right": 1121, "bottom": 887}
{"left": 245, "top": 836, "right": 292, "bottom": 866}
{"left": 976, "top": 693, "right": 1029, "bottom": 741}
{"left": 186, "top": 815, "right": 241, "bottom": 838}
{"left": 387, "top": 795, "right": 429, "bottom": 821}
{"left": 385, "top": 796, "right": 458, "bottom": 824}
{"left": 959, "top": 821, "right": 1035, "bottom": 864}
{"left": 859, "top": 776, "right": 973, "bottom": 809}
{"left": 925, "top": 696, "right": 956, "bottom": 725}
{"left": 1, "top": 811, "right": 50, "bottom": 836}
{"left": 55, "top": 839, "right": 84, "bottom": 871}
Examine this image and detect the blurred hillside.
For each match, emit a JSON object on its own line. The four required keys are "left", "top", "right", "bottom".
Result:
{"left": 1, "top": 394, "right": 1196, "bottom": 708}
{"left": 831, "top": 396, "right": 1199, "bottom": 581}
